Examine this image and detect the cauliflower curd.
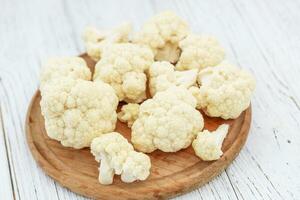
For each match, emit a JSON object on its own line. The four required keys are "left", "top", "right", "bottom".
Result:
{"left": 193, "top": 62, "right": 256, "bottom": 119}
{"left": 93, "top": 43, "right": 154, "bottom": 103}
{"left": 193, "top": 124, "right": 229, "bottom": 161}
{"left": 176, "top": 34, "right": 225, "bottom": 71}
{"left": 40, "top": 57, "right": 91, "bottom": 90}
{"left": 117, "top": 103, "right": 140, "bottom": 127}
{"left": 131, "top": 87, "right": 204, "bottom": 153}
{"left": 133, "top": 11, "right": 189, "bottom": 63}
{"left": 83, "top": 23, "right": 132, "bottom": 61}
{"left": 149, "top": 61, "right": 198, "bottom": 96}
{"left": 40, "top": 77, "right": 118, "bottom": 149}
{"left": 91, "top": 132, "right": 151, "bottom": 185}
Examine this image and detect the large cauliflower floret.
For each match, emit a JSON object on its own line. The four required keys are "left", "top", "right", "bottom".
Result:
{"left": 131, "top": 87, "right": 204, "bottom": 153}
{"left": 82, "top": 23, "right": 132, "bottom": 61}
{"left": 91, "top": 132, "right": 151, "bottom": 185}
{"left": 133, "top": 11, "right": 189, "bottom": 63}
{"left": 149, "top": 61, "right": 198, "bottom": 96}
{"left": 40, "top": 77, "right": 118, "bottom": 148}
{"left": 176, "top": 34, "right": 225, "bottom": 71}
{"left": 93, "top": 43, "right": 154, "bottom": 103}
{"left": 195, "top": 63, "right": 256, "bottom": 119}
{"left": 192, "top": 124, "right": 229, "bottom": 161}
{"left": 117, "top": 103, "right": 140, "bottom": 127}
{"left": 40, "top": 57, "right": 91, "bottom": 90}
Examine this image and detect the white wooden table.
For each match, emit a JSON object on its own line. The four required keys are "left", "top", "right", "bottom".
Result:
{"left": 0, "top": 0, "right": 299, "bottom": 199}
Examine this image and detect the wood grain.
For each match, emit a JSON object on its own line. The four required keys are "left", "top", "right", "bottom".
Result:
{"left": 25, "top": 55, "right": 251, "bottom": 200}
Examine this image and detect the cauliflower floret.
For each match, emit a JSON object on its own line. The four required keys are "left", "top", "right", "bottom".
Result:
{"left": 192, "top": 124, "right": 229, "bottom": 161}
{"left": 133, "top": 11, "right": 189, "bottom": 63}
{"left": 122, "top": 72, "right": 147, "bottom": 103}
{"left": 117, "top": 103, "right": 140, "bottom": 127}
{"left": 40, "top": 77, "right": 118, "bottom": 148}
{"left": 131, "top": 87, "right": 204, "bottom": 153}
{"left": 154, "top": 43, "right": 181, "bottom": 64}
{"left": 40, "top": 57, "right": 91, "bottom": 90}
{"left": 121, "top": 151, "right": 151, "bottom": 183}
{"left": 91, "top": 132, "right": 133, "bottom": 184}
{"left": 176, "top": 34, "right": 225, "bottom": 71}
{"left": 189, "top": 86, "right": 202, "bottom": 109}
{"left": 93, "top": 43, "right": 154, "bottom": 103}
{"left": 82, "top": 23, "right": 132, "bottom": 61}
{"left": 91, "top": 132, "right": 151, "bottom": 185}
{"left": 149, "top": 61, "right": 197, "bottom": 96}
{"left": 195, "top": 63, "right": 256, "bottom": 119}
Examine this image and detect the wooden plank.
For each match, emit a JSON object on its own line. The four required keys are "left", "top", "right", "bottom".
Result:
{"left": 205, "top": 0, "right": 300, "bottom": 199}
{"left": 0, "top": 0, "right": 82, "bottom": 199}
{"left": 0, "top": 105, "right": 15, "bottom": 200}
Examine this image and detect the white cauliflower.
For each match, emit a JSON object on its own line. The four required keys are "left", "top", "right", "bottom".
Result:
{"left": 133, "top": 11, "right": 189, "bottom": 63}
{"left": 117, "top": 103, "right": 140, "bottom": 127}
{"left": 195, "top": 62, "right": 256, "bottom": 119}
{"left": 131, "top": 87, "right": 204, "bottom": 153}
{"left": 188, "top": 86, "right": 202, "bottom": 109}
{"left": 40, "top": 57, "right": 91, "bottom": 90}
{"left": 121, "top": 151, "right": 151, "bottom": 183}
{"left": 154, "top": 42, "right": 181, "bottom": 64}
{"left": 93, "top": 43, "right": 154, "bottom": 103}
{"left": 82, "top": 23, "right": 132, "bottom": 61}
{"left": 176, "top": 34, "right": 225, "bottom": 71}
{"left": 91, "top": 132, "right": 151, "bottom": 185}
{"left": 149, "top": 61, "right": 198, "bottom": 96}
{"left": 40, "top": 77, "right": 118, "bottom": 149}
{"left": 192, "top": 124, "right": 229, "bottom": 161}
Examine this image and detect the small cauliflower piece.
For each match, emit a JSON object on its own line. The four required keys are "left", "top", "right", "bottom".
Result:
{"left": 40, "top": 77, "right": 118, "bottom": 148}
{"left": 117, "top": 103, "right": 140, "bottom": 127}
{"left": 149, "top": 61, "right": 197, "bottom": 96}
{"left": 133, "top": 11, "right": 189, "bottom": 63}
{"left": 155, "top": 43, "right": 181, "bottom": 64}
{"left": 188, "top": 86, "right": 202, "bottom": 109}
{"left": 93, "top": 43, "right": 154, "bottom": 103}
{"left": 131, "top": 87, "right": 204, "bottom": 153}
{"left": 176, "top": 34, "right": 225, "bottom": 71}
{"left": 121, "top": 151, "right": 151, "bottom": 183}
{"left": 82, "top": 23, "right": 132, "bottom": 61}
{"left": 192, "top": 124, "right": 229, "bottom": 161}
{"left": 91, "top": 132, "right": 151, "bottom": 185}
{"left": 40, "top": 57, "right": 91, "bottom": 90}
{"left": 196, "top": 62, "right": 256, "bottom": 119}
{"left": 91, "top": 132, "right": 133, "bottom": 184}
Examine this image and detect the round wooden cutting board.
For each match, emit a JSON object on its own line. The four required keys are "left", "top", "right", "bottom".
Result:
{"left": 26, "top": 54, "right": 251, "bottom": 200}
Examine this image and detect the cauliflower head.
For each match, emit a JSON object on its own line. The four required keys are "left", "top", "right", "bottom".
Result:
{"left": 131, "top": 87, "right": 204, "bottom": 153}
{"left": 117, "top": 103, "right": 140, "bottom": 127}
{"left": 133, "top": 11, "right": 189, "bottom": 63}
{"left": 91, "top": 132, "right": 151, "bottom": 185}
{"left": 83, "top": 23, "right": 132, "bottom": 61}
{"left": 40, "top": 77, "right": 118, "bottom": 149}
{"left": 149, "top": 61, "right": 198, "bottom": 96}
{"left": 176, "top": 34, "right": 225, "bottom": 71}
{"left": 93, "top": 43, "right": 154, "bottom": 103}
{"left": 195, "top": 63, "right": 256, "bottom": 119}
{"left": 192, "top": 124, "right": 229, "bottom": 161}
{"left": 40, "top": 57, "right": 91, "bottom": 90}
